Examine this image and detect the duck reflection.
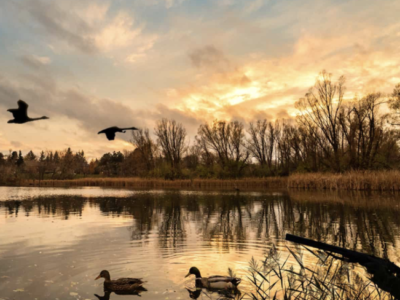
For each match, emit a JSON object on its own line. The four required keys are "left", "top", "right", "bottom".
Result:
{"left": 186, "top": 287, "right": 241, "bottom": 299}
{"left": 94, "top": 288, "right": 147, "bottom": 300}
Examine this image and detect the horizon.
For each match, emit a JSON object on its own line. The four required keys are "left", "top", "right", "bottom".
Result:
{"left": 1, "top": 0, "right": 400, "bottom": 160}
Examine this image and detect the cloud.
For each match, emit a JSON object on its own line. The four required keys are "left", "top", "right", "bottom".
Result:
{"left": 189, "top": 45, "right": 231, "bottom": 72}
{"left": 15, "top": 0, "right": 148, "bottom": 54}
{"left": 164, "top": 0, "right": 187, "bottom": 9}
{"left": 0, "top": 73, "right": 139, "bottom": 134}
{"left": 10, "top": 141, "right": 23, "bottom": 148}
{"left": 20, "top": 0, "right": 98, "bottom": 53}
{"left": 95, "top": 12, "right": 142, "bottom": 51}
{"left": 1, "top": 0, "right": 400, "bottom": 158}
{"left": 20, "top": 55, "right": 51, "bottom": 70}
{"left": 245, "top": 0, "right": 264, "bottom": 14}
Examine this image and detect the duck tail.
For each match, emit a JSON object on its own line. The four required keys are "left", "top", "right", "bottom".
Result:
{"left": 232, "top": 278, "right": 241, "bottom": 286}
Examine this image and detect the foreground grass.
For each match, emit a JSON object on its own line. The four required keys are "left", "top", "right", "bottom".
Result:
{"left": 11, "top": 170, "right": 400, "bottom": 191}
{"left": 248, "top": 245, "right": 394, "bottom": 300}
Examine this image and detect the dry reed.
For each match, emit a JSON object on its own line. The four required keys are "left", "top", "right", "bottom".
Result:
{"left": 248, "top": 245, "right": 393, "bottom": 300}
{"left": 16, "top": 170, "right": 400, "bottom": 191}
{"left": 23, "top": 177, "right": 288, "bottom": 190}
{"left": 288, "top": 170, "right": 400, "bottom": 191}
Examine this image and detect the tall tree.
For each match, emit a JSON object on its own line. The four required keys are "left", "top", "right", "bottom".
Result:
{"left": 389, "top": 83, "right": 400, "bottom": 126}
{"left": 247, "top": 120, "right": 278, "bottom": 170}
{"left": 198, "top": 120, "right": 249, "bottom": 177}
{"left": 154, "top": 119, "right": 187, "bottom": 170}
{"left": 295, "top": 71, "right": 345, "bottom": 172}
{"left": 131, "top": 128, "right": 158, "bottom": 172}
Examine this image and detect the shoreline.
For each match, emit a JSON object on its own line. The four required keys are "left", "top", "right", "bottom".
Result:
{"left": 14, "top": 177, "right": 288, "bottom": 190}
{"left": 3, "top": 170, "right": 400, "bottom": 191}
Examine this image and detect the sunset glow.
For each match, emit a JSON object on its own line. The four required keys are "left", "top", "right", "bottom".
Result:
{"left": 0, "top": 0, "right": 399, "bottom": 159}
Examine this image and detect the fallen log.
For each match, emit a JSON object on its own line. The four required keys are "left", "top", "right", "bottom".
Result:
{"left": 286, "top": 233, "right": 400, "bottom": 299}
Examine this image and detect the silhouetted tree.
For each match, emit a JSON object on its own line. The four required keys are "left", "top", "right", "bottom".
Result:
{"left": 131, "top": 128, "right": 158, "bottom": 173}
{"left": 154, "top": 119, "right": 187, "bottom": 171}
{"left": 389, "top": 83, "right": 400, "bottom": 126}
{"left": 295, "top": 71, "right": 345, "bottom": 172}
{"left": 198, "top": 120, "right": 249, "bottom": 177}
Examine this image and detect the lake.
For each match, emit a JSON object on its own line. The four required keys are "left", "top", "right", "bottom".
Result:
{"left": 0, "top": 186, "right": 399, "bottom": 300}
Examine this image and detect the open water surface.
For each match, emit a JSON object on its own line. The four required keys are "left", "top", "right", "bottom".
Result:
{"left": 0, "top": 186, "right": 399, "bottom": 300}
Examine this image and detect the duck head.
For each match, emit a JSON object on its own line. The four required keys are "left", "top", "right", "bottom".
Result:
{"left": 95, "top": 270, "right": 111, "bottom": 281}
{"left": 185, "top": 267, "right": 202, "bottom": 279}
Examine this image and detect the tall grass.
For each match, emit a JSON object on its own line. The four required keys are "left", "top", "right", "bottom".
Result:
{"left": 248, "top": 245, "right": 394, "bottom": 300}
{"left": 24, "top": 177, "right": 288, "bottom": 189}
{"left": 17, "top": 170, "right": 400, "bottom": 191}
{"left": 288, "top": 170, "right": 400, "bottom": 191}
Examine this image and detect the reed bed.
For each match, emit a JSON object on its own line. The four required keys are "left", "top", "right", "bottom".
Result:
{"left": 16, "top": 170, "right": 400, "bottom": 191}
{"left": 288, "top": 170, "right": 400, "bottom": 191}
{"left": 248, "top": 245, "right": 394, "bottom": 300}
{"left": 24, "top": 177, "right": 288, "bottom": 190}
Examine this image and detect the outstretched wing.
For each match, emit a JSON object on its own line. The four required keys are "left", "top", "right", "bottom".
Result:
{"left": 7, "top": 100, "right": 29, "bottom": 119}
{"left": 121, "top": 127, "right": 138, "bottom": 131}
{"left": 7, "top": 108, "right": 19, "bottom": 119}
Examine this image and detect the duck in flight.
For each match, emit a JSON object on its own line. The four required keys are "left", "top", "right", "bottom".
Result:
{"left": 98, "top": 126, "right": 138, "bottom": 141}
{"left": 7, "top": 100, "right": 49, "bottom": 124}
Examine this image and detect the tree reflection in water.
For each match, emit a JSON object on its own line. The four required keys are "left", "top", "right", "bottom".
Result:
{"left": 1, "top": 190, "right": 399, "bottom": 258}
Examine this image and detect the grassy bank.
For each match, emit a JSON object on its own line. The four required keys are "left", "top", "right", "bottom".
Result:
{"left": 288, "top": 170, "right": 400, "bottom": 191}
{"left": 22, "top": 177, "right": 288, "bottom": 189}
{"left": 12, "top": 170, "right": 400, "bottom": 191}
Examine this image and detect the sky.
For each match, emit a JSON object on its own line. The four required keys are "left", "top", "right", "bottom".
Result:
{"left": 0, "top": 0, "right": 400, "bottom": 159}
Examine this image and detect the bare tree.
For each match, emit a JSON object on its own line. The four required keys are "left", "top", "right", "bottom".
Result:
{"left": 154, "top": 119, "right": 187, "bottom": 169}
{"left": 339, "top": 93, "right": 387, "bottom": 169}
{"left": 131, "top": 128, "right": 158, "bottom": 172}
{"left": 295, "top": 71, "right": 345, "bottom": 172}
{"left": 389, "top": 83, "right": 400, "bottom": 126}
{"left": 198, "top": 120, "right": 249, "bottom": 176}
{"left": 247, "top": 120, "right": 278, "bottom": 169}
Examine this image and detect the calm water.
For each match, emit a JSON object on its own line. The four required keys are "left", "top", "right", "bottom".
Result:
{"left": 0, "top": 187, "right": 399, "bottom": 300}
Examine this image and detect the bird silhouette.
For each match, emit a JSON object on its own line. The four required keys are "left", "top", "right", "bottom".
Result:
{"left": 98, "top": 126, "right": 138, "bottom": 141}
{"left": 7, "top": 100, "right": 49, "bottom": 124}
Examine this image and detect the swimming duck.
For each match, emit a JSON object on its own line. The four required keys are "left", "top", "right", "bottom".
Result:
{"left": 185, "top": 267, "right": 241, "bottom": 289}
{"left": 95, "top": 270, "right": 145, "bottom": 292}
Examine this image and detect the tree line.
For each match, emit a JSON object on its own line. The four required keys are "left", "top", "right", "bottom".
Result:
{"left": 1, "top": 71, "right": 399, "bottom": 183}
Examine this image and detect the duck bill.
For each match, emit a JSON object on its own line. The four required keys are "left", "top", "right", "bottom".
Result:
{"left": 185, "top": 272, "right": 191, "bottom": 278}
{"left": 95, "top": 275, "right": 101, "bottom": 280}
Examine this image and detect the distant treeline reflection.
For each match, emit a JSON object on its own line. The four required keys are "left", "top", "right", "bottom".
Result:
{"left": 1, "top": 191, "right": 399, "bottom": 258}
